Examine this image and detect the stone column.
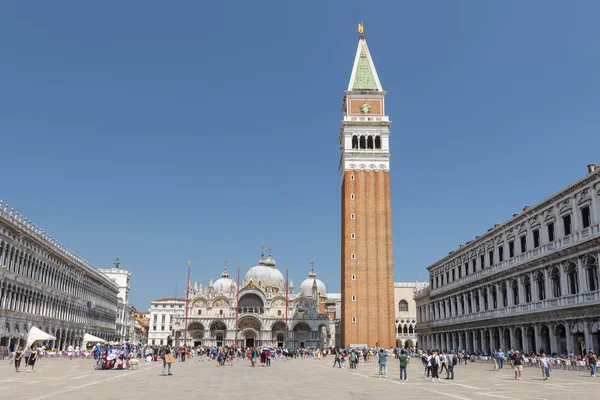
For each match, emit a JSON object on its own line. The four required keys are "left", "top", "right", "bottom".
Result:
{"left": 549, "top": 323, "right": 558, "bottom": 355}
{"left": 487, "top": 285, "right": 493, "bottom": 310}
{"left": 481, "top": 329, "right": 488, "bottom": 353}
{"left": 507, "top": 279, "right": 514, "bottom": 306}
{"left": 560, "top": 264, "right": 568, "bottom": 298}
{"left": 534, "top": 324, "right": 541, "bottom": 354}
{"left": 577, "top": 257, "right": 586, "bottom": 293}
{"left": 565, "top": 323, "right": 574, "bottom": 355}
{"left": 583, "top": 320, "right": 593, "bottom": 354}
{"left": 521, "top": 325, "right": 530, "bottom": 354}
{"left": 478, "top": 288, "right": 484, "bottom": 312}
{"left": 458, "top": 331, "right": 464, "bottom": 351}
{"left": 530, "top": 272, "right": 538, "bottom": 302}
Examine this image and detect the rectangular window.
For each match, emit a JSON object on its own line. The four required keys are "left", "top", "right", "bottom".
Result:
{"left": 480, "top": 255, "right": 485, "bottom": 270}
{"left": 161, "top": 315, "right": 165, "bottom": 323}
{"left": 471, "top": 259, "right": 476, "bottom": 274}
{"left": 436, "top": 276, "right": 439, "bottom": 288}
{"left": 458, "top": 265, "right": 462, "bottom": 279}
{"left": 446, "top": 271, "right": 449, "bottom": 283}
{"left": 498, "top": 245, "right": 504, "bottom": 262}
{"left": 160, "top": 340, "right": 164, "bottom": 345}
{"left": 563, "top": 215, "right": 572, "bottom": 235}
{"left": 161, "top": 326, "right": 165, "bottom": 331}
{"left": 153, "top": 315, "right": 157, "bottom": 323}
{"left": 581, "top": 206, "right": 591, "bottom": 228}
{"left": 509, "top": 241, "right": 515, "bottom": 258}
{"left": 533, "top": 229, "right": 540, "bottom": 248}
{"left": 153, "top": 325, "right": 156, "bottom": 331}
{"left": 520, "top": 235, "right": 527, "bottom": 253}
{"left": 489, "top": 250, "right": 494, "bottom": 266}
{"left": 548, "top": 222, "right": 555, "bottom": 242}
{"left": 351, "top": 295, "right": 356, "bottom": 301}
{"left": 440, "top": 275, "right": 444, "bottom": 286}
{"left": 452, "top": 269, "right": 456, "bottom": 281}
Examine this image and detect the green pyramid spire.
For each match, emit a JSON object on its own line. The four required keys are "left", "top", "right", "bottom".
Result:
{"left": 352, "top": 42, "right": 378, "bottom": 90}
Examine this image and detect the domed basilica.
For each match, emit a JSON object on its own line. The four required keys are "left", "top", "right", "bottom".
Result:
{"left": 171, "top": 245, "right": 335, "bottom": 348}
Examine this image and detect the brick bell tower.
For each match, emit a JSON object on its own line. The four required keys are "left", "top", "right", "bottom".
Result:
{"left": 340, "top": 24, "right": 395, "bottom": 348}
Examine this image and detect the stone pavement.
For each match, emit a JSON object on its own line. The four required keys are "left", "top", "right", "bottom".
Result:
{"left": 0, "top": 356, "right": 597, "bottom": 400}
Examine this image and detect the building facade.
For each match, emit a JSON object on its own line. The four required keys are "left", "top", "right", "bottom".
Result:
{"left": 340, "top": 26, "right": 396, "bottom": 348}
{"left": 98, "top": 260, "right": 133, "bottom": 341}
{"left": 169, "top": 247, "right": 336, "bottom": 349}
{"left": 415, "top": 164, "right": 600, "bottom": 356}
{"left": 0, "top": 202, "right": 119, "bottom": 350}
{"left": 147, "top": 298, "right": 185, "bottom": 346}
{"left": 394, "top": 282, "right": 427, "bottom": 349}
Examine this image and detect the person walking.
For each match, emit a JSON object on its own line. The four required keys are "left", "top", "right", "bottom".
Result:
{"left": 430, "top": 350, "right": 441, "bottom": 382}
{"left": 586, "top": 351, "right": 597, "bottom": 378}
{"left": 446, "top": 351, "right": 456, "bottom": 380}
{"left": 27, "top": 346, "right": 37, "bottom": 372}
{"left": 14, "top": 346, "right": 22, "bottom": 372}
{"left": 539, "top": 353, "right": 551, "bottom": 380}
{"left": 511, "top": 350, "right": 524, "bottom": 380}
{"left": 398, "top": 350, "right": 409, "bottom": 381}
{"left": 161, "top": 345, "right": 173, "bottom": 376}
{"left": 378, "top": 348, "right": 388, "bottom": 378}
{"left": 497, "top": 349, "right": 504, "bottom": 369}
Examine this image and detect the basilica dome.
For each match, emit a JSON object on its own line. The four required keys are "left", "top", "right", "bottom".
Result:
{"left": 300, "top": 267, "right": 326, "bottom": 297}
{"left": 213, "top": 267, "right": 235, "bottom": 293}
{"left": 245, "top": 253, "right": 284, "bottom": 288}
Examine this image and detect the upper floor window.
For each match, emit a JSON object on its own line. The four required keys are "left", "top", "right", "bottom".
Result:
{"left": 480, "top": 255, "right": 485, "bottom": 270}
{"left": 508, "top": 241, "right": 515, "bottom": 258}
{"left": 398, "top": 300, "right": 409, "bottom": 312}
{"left": 520, "top": 235, "right": 527, "bottom": 253}
{"left": 533, "top": 229, "right": 540, "bottom": 248}
{"left": 458, "top": 265, "right": 462, "bottom": 279}
{"left": 547, "top": 222, "right": 555, "bottom": 242}
{"left": 498, "top": 245, "right": 504, "bottom": 262}
{"left": 471, "top": 259, "right": 476, "bottom": 274}
{"left": 489, "top": 250, "right": 494, "bottom": 266}
{"left": 563, "top": 214, "right": 572, "bottom": 236}
{"left": 581, "top": 206, "right": 591, "bottom": 229}
{"left": 586, "top": 256, "right": 599, "bottom": 291}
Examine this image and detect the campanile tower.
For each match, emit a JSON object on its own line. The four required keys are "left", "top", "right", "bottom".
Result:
{"left": 340, "top": 25, "right": 395, "bottom": 348}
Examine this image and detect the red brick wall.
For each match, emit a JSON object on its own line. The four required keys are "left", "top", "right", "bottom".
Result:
{"left": 341, "top": 169, "right": 395, "bottom": 348}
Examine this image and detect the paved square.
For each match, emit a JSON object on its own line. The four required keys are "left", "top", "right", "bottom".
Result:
{"left": 1, "top": 356, "right": 597, "bottom": 400}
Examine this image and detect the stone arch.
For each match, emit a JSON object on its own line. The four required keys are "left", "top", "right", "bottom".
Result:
{"left": 375, "top": 136, "right": 381, "bottom": 149}
{"left": 238, "top": 315, "right": 261, "bottom": 331}
{"left": 367, "top": 136, "right": 374, "bottom": 149}
{"left": 359, "top": 136, "right": 366, "bottom": 149}
{"left": 405, "top": 339, "right": 414, "bottom": 349}
{"left": 212, "top": 297, "right": 229, "bottom": 307}
{"left": 352, "top": 136, "right": 358, "bottom": 149}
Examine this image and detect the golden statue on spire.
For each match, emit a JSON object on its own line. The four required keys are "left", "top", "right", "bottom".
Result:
{"left": 358, "top": 22, "right": 364, "bottom": 38}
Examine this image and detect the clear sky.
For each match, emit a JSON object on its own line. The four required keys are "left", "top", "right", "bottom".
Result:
{"left": 1, "top": 1, "right": 599, "bottom": 310}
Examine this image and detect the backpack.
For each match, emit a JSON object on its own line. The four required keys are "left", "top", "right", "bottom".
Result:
{"left": 452, "top": 355, "right": 457, "bottom": 366}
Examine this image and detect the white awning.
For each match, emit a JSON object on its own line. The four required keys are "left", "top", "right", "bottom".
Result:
{"left": 26, "top": 326, "right": 56, "bottom": 348}
{"left": 83, "top": 333, "right": 106, "bottom": 346}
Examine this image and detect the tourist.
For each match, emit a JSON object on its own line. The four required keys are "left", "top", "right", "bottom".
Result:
{"left": 539, "top": 353, "right": 551, "bottom": 380}
{"left": 14, "top": 346, "right": 22, "bottom": 372}
{"left": 497, "top": 348, "right": 504, "bottom": 369}
{"left": 491, "top": 349, "right": 499, "bottom": 371}
{"left": 586, "top": 351, "right": 597, "bottom": 377}
{"left": 28, "top": 345, "right": 38, "bottom": 373}
{"left": 430, "top": 350, "right": 441, "bottom": 382}
{"left": 377, "top": 348, "right": 388, "bottom": 378}
{"left": 161, "top": 345, "right": 173, "bottom": 376}
{"left": 398, "top": 349, "right": 409, "bottom": 381}
{"left": 446, "top": 351, "right": 456, "bottom": 380}
{"left": 511, "top": 350, "right": 523, "bottom": 380}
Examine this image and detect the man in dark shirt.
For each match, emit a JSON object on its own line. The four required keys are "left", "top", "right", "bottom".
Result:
{"left": 587, "top": 351, "right": 597, "bottom": 377}
{"left": 511, "top": 350, "right": 523, "bottom": 380}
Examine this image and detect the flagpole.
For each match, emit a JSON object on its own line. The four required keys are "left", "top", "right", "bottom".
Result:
{"left": 184, "top": 260, "right": 190, "bottom": 348}
{"left": 235, "top": 262, "right": 240, "bottom": 346}
{"left": 285, "top": 264, "right": 289, "bottom": 348}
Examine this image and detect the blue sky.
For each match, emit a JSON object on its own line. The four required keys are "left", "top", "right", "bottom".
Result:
{"left": 1, "top": 1, "right": 599, "bottom": 310}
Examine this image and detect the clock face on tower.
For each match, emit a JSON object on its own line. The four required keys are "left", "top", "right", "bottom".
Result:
{"left": 360, "top": 101, "right": 371, "bottom": 114}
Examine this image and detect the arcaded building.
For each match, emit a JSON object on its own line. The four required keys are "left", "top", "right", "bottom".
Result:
{"left": 415, "top": 164, "right": 600, "bottom": 356}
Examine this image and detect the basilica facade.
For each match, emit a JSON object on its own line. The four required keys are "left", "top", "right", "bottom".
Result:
{"left": 171, "top": 248, "right": 336, "bottom": 349}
